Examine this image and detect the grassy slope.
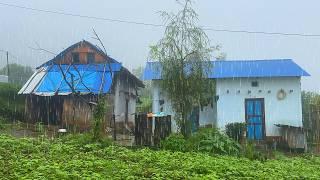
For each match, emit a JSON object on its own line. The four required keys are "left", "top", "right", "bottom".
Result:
{"left": 0, "top": 135, "right": 320, "bottom": 179}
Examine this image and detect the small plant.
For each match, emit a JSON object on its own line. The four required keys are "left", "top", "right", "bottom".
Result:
{"left": 92, "top": 96, "right": 106, "bottom": 142}
{"left": 160, "top": 134, "right": 187, "bottom": 152}
{"left": 161, "top": 128, "right": 240, "bottom": 155}
{"left": 241, "top": 141, "right": 266, "bottom": 161}
{"left": 189, "top": 128, "right": 241, "bottom": 155}
{"left": 0, "top": 116, "right": 6, "bottom": 129}
{"left": 225, "top": 122, "right": 246, "bottom": 143}
{"left": 35, "top": 122, "right": 44, "bottom": 133}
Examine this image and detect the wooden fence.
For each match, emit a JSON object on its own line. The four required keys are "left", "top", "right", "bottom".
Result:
{"left": 135, "top": 114, "right": 171, "bottom": 146}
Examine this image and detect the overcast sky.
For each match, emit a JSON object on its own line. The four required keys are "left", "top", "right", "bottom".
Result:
{"left": 0, "top": 0, "right": 319, "bottom": 90}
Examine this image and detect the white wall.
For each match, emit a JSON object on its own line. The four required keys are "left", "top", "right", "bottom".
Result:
{"left": 114, "top": 79, "right": 137, "bottom": 124}
{"left": 216, "top": 77, "right": 303, "bottom": 136}
{"left": 152, "top": 81, "right": 217, "bottom": 132}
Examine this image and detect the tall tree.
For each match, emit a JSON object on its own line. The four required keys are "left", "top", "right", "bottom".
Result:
{"left": 150, "top": 0, "right": 216, "bottom": 137}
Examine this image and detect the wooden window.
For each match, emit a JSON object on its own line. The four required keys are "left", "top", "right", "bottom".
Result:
{"left": 87, "top": 53, "right": 95, "bottom": 64}
{"left": 72, "top": 53, "right": 80, "bottom": 64}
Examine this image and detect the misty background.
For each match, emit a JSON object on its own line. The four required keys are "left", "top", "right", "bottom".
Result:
{"left": 0, "top": 0, "right": 319, "bottom": 90}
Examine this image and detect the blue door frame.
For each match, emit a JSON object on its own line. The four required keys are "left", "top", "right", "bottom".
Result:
{"left": 245, "top": 98, "right": 265, "bottom": 140}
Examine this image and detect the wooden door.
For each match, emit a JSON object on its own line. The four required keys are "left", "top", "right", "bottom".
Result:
{"left": 245, "top": 98, "right": 265, "bottom": 140}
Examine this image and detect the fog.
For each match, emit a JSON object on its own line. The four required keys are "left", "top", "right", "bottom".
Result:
{"left": 0, "top": 0, "right": 319, "bottom": 90}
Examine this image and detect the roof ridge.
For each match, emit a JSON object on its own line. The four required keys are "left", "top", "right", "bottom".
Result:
{"left": 213, "top": 59, "right": 292, "bottom": 62}
{"left": 147, "top": 59, "right": 293, "bottom": 63}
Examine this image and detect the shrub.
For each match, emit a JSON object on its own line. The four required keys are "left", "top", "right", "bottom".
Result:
{"left": 160, "top": 134, "right": 187, "bottom": 152}
{"left": 189, "top": 128, "right": 240, "bottom": 155}
{"left": 58, "top": 133, "right": 113, "bottom": 150}
{"left": 0, "top": 82, "right": 25, "bottom": 121}
{"left": 161, "top": 128, "right": 240, "bottom": 156}
{"left": 241, "top": 141, "right": 267, "bottom": 161}
{"left": 225, "top": 122, "right": 246, "bottom": 142}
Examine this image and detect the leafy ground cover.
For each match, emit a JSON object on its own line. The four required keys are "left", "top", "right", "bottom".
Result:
{"left": 0, "top": 82, "right": 24, "bottom": 121}
{"left": 1, "top": 135, "right": 320, "bottom": 179}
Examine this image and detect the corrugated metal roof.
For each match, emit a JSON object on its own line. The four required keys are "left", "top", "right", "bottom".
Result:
{"left": 143, "top": 59, "right": 310, "bottom": 80}
{"left": 19, "top": 63, "right": 121, "bottom": 96}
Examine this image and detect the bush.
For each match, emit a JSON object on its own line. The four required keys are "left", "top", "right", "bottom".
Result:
{"left": 58, "top": 133, "right": 113, "bottom": 150}
{"left": 241, "top": 141, "right": 268, "bottom": 161}
{"left": 161, "top": 128, "right": 240, "bottom": 155}
{"left": 189, "top": 128, "right": 240, "bottom": 155}
{"left": 160, "top": 134, "right": 187, "bottom": 152}
{"left": 0, "top": 83, "right": 25, "bottom": 121}
{"left": 225, "top": 122, "right": 246, "bottom": 142}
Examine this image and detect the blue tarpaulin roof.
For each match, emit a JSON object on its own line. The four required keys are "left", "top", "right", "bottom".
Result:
{"left": 143, "top": 59, "right": 310, "bottom": 80}
{"left": 19, "top": 63, "right": 122, "bottom": 96}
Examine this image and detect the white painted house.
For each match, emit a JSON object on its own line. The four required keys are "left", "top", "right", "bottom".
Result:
{"left": 143, "top": 59, "right": 310, "bottom": 142}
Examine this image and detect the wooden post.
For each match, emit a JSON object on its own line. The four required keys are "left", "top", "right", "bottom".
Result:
{"left": 113, "top": 114, "right": 116, "bottom": 141}
{"left": 6, "top": 51, "right": 9, "bottom": 77}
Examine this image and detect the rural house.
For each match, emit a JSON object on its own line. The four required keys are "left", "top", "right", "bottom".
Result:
{"left": 19, "top": 40, "right": 144, "bottom": 131}
{"left": 144, "top": 59, "right": 310, "bottom": 148}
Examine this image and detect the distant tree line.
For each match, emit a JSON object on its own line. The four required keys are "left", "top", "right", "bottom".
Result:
{"left": 302, "top": 91, "right": 320, "bottom": 130}
{"left": 0, "top": 63, "right": 34, "bottom": 86}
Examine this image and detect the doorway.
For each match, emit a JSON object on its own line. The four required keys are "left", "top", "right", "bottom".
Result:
{"left": 245, "top": 98, "right": 265, "bottom": 140}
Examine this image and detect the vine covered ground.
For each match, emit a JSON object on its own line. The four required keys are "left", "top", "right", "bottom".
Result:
{"left": 0, "top": 135, "right": 319, "bottom": 179}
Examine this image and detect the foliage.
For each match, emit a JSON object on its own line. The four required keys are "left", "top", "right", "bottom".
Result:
{"left": 225, "top": 122, "right": 246, "bottom": 142}
{"left": 301, "top": 91, "right": 320, "bottom": 129}
{"left": 35, "top": 122, "right": 44, "bottom": 133}
{"left": 58, "top": 133, "right": 113, "bottom": 149}
{"left": 0, "top": 63, "right": 34, "bottom": 86}
{"left": 132, "top": 66, "right": 152, "bottom": 113}
{"left": 161, "top": 128, "right": 240, "bottom": 155}
{"left": 150, "top": 0, "right": 217, "bottom": 137}
{"left": 137, "top": 97, "right": 152, "bottom": 113}
{"left": 301, "top": 91, "right": 320, "bottom": 146}
{"left": 189, "top": 128, "right": 240, "bottom": 155}
{"left": 0, "top": 117, "right": 5, "bottom": 130}
{"left": 0, "top": 82, "right": 24, "bottom": 121}
{"left": 92, "top": 96, "right": 106, "bottom": 141}
{"left": 1, "top": 135, "right": 320, "bottom": 179}
{"left": 160, "top": 134, "right": 187, "bottom": 152}
{"left": 241, "top": 141, "right": 266, "bottom": 161}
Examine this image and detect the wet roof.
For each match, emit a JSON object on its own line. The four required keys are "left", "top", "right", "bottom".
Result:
{"left": 143, "top": 59, "right": 310, "bottom": 80}
{"left": 18, "top": 63, "right": 121, "bottom": 96}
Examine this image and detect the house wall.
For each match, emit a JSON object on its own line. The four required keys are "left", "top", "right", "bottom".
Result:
{"left": 216, "top": 77, "right": 303, "bottom": 137}
{"left": 61, "top": 95, "right": 113, "bottom": 131}
{"left": 152, "top": 81, "right": 217, "bottom": 132}
{"left": 113, "top": 77, "right": 137, "bottom": 128}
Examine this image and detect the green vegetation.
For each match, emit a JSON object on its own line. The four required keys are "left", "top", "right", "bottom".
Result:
{"left": 225, "top": 122, "right": 246, "bottom": 143}
{"left": 150, "top": 0, "right": 216, "bottom": 137}
{"left": 0, "top": 134, "right": 320, "bottom": 179}
{"left": 161, "top": 128, "right": 240, "bottom": 155}
{"left": 0, "top": 82, "right": 24, "bottom": 121}
{"left": 92, "top": 96, "right": 107, "bottom": 141}
{"left": 132, "top": 66, "right": 152, "bottom": 113}
{"left": 0, "top": 63, "right": 34, "bottom": 86}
